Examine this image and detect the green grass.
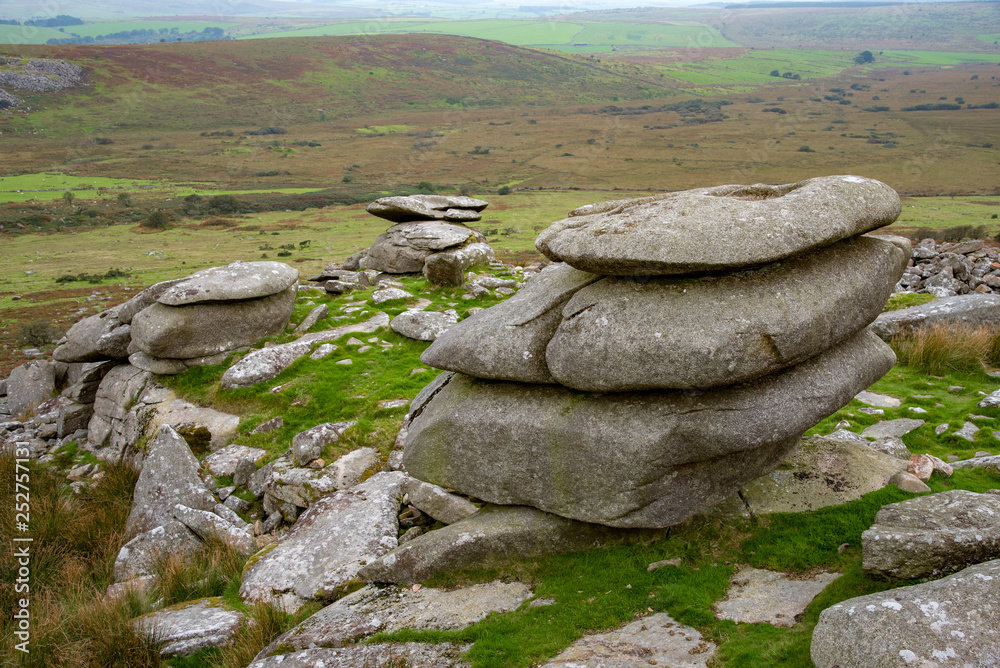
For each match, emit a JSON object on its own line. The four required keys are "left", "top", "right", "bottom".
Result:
{"left": 355, "top": 125, "right": 413, "bottom": 135}
{"left": 66, "top": 21, "right": 236, "bottom": 39}
{"left": 656, "top": 49, "right": 858, "bottom": 86}
{"left": 879, "top": 50, "right": 1000, "bottom": 66}
{"left": 978, "top": 33, "right": 1000, "bottom": 44}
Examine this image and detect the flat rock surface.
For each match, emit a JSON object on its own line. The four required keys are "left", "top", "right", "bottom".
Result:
{"left": 812, "top": 559, "right": 1000, "bottom": 668}
{"left": 421, "top": 263, "right": 600, "bottom": 384}
{"left": 871, "top": 293, "right": 1000, "bottom": 339}
{"left": 260, "top": 581, "right": 531, "bottom": 654}
{"left": 542, "top": 613, "right": 715, "bottom": 667}
{"left": 861, "top": 418, "right": 925, "bottom": 440}
{"left": 156, "top": 261, "right": 298, "bottom": 305}
{"left": 249, "top": 643, "right": 472, "bottom": 668}
{"left": 855, "top": 390, "right": 901, "bottom": 407}
{"left": 202, "top": 444, "right": 267, "bottom": 477}
{"left": 391, "top": 310, "right": 459, "bottom": 341}
{"left": 715, "top": 567, "right": 841, "bottom": 627}
{"left": 535, "top": 175, "right": 900, "bottom": 275}
{"left": 546, "top": 235, "right": 907, "bottom": 390}
{"left": 405, "top": 329, "right": 895, "bottom": 528}
{"left": 240, "top": 471, "right": 406, "bottom": 613}
{"left": 142, "top": 389, "right": 240, "bottom": 453}
{"left": 367, "top": 194, "right": 488, "bottom": 222}
{"left": 862, "top": 490, "right": 1000, "bottom": 580}
{"left": 113, "top": 521, "right": 203, "bottom": 582}
{"left": 134, "top": 597, "right": 244, "bottom": 657}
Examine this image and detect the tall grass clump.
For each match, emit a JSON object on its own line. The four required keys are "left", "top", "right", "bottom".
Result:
{"left": 153, "top": 535, "right": 247, "bottom": 606}
{"left": 890, "top": 324, "right": 1000, "bottom": 374}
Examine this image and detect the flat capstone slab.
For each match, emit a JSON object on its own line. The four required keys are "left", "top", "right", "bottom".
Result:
{"left": 133, "top": 597, "right": 244, "bottom": 657}
{"left": 157, "top": 261, "right": 298, "bottom": 305}
{"left": 535, "top": 175, "right": 900, "bottom": 275}
{"left": 715, "top": 567, "right": 841, "bottom": 628}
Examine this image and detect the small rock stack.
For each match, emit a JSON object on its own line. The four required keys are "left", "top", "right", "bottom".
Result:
{"left": 345, "top": 195, "right": 496, "bottom": 285}
{"left": 403, "top": 175, "right": 910, "bottom": 528}
{"left": 897, "top": 238, "right": 1000, "bottom": 296}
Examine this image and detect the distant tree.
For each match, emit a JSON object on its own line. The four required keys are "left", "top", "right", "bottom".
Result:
{"left": 498, "top": 185, "right": 511, "bottom": 196}
{"left": 854, "top": 50, "right": 875, "bottom": 65}
{"left": 797, "top": 145, "right": 816, "bottom": 153}
{"left": 62, "top": 191, "right": 74, "bottom": 205}
{"left": 769, "top": 69, "right": 780, "bottom": 77}
{"left": 117, "top": 192, "right": 133, "bottom": 207}
{"left": 145, "top": 211, "right": 171, "bottom": 229}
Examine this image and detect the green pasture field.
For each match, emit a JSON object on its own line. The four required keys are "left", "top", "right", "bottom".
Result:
{"left": 890, "top": 196, "right": 1000, "bottom": 234}
{"left": 653, "top": 49, "right": 858, "bottom": 86}
{"left": 66, "top": 20, "right": 236, "bottom": 38}
{"left": 355, "top": 125, "right": 413, "bottom": 135}
{"left": 878, "top": 50, "right": 1000, "bottom": 66}
{"left": 978, "top": 33, "right": 1000, "bottom": 44}
{"left": 0, "top": 24, "right": 65, "bottom": 44}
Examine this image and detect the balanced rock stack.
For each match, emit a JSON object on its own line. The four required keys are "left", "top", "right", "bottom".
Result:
{"left": 403, "top": 175, "right": 910, "bottom": 528}
{"left": 53, "top": 261, "right": 298, "bottom": 376}
{"left": 345, "top": 194, "right": 496, "bottom": 285}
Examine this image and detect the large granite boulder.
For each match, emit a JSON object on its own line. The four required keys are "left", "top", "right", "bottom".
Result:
{"left": 403, "top": 329, "right": 895, "bottom": 528}
{"left": 422, "top": 242, "right": 496, "bottom": 286}
{"left": 367, "top": 195, "right": 489, "bottom": 223}
{"left": 134, "top": 597, "right": 245, "bottom": 657}
{"left": 6, "top": 360, "right": 56, "bottom": 417}
{"left": 391, "top": 310, "right": 459, "bottom": 342}
{"left": 871, "top": 293, "right": 1000, "bottom": 339}
{"left": 53, "top": 307, "right": 125, "bottom": 363}
{"left": 536, "top": 175, "right": 900, "bottom": 275}
{"left": 156, "top": 261, "right": 297, "bottom": 305}
{"left": 862, "top": 490, "right": 1000, "bottom": 580}
{"left": 86, "top": 364, "right": 152, "bottom": 455}
{"left": 361, "top": 222, "right": 487, "bottom": 274}
{"left": 811, "top": 559, "right": 1000, "bottom": 667}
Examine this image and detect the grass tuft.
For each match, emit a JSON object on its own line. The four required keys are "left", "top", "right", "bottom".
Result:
{"left": 890, "top": 324, "right": 1000, "bottom": 374}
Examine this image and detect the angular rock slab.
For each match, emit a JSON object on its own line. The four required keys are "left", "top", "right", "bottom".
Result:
{"left": 142, "top": 388, "right": 240, "bottom": 453}
{"left": 125, "top": 424, "right": 217, "bottom": 537}
{"left": 134, "top": 597, "right": 245, "bottom": 657}
{"left": 421, "top": 263, "right": 600, "bottom": 384}
{"left": 360, "top": 504, "right": 663, "bottom": 586}
{"left": 423, "top": 242, "right": 496, "bottom": 286}
{"left": 871, "top": 293, "right": 1000, "bottom": 340}
{"left": 547, "top": 235, "right": 908, "bottom": 390}
{"left": 862, "top": 490, "right": 1000, "bottom": 580}
{"left": 113, "top": 521, "right": 203, "bottom": 582}
{"left": 53, "top": 308, "right": 122, "bottom": 362}
{"left": 363, "top": 222, "right": 487, "bottom": 274}
{"left": 405, "top": 329, "right": 896, "bottom": 528}
{"left": 202, "top": 444, "right": 267, "bottom": 477}
{"left": 715, "top": 567, "right": 841, "bottom": 627}
{"left": 367, "top": 194, "right": 488, "bottom": 223}
{"left": 130, "top": 284, "right": 296, "bottom": 360}
{"left": 5, "top": 360, "right": 56, "bottom": 417}
{"left": 535, "top": 175, "right": 900, "bottom": 275}
{"left": 240, "top": 471, "right": 406, "bottom": 613}
{"left": 259, "top": 581, "right": 530, "bottom": 655}
{"left": 249, "top": 644, "right": 471, "bottom": 668}
{"left": 542, "top": 613, "right": 715, "bottom": 667}
{"left": 812, "top": 559, "right": 1000, "bottom": 668}
{"left": 156, "top": 261, "right": 298, "bottom": 306}
{"left": 264, "top": 448, "right": 379, "bottom": 508}
{"left": 391, "top": 309, "right": 459, "bottom": 342}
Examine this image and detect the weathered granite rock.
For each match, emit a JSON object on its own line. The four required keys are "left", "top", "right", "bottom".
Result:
{"left": 372, "top": 287, "right": 413, "bottom": 304}
{"left": 53, "top": 308, "right": 122, "bottom": 362}
{"left": 860, "top": 418, "right": 924, "bottom": 439}
{"left": 868, "top": 435, "right": 912, "bottom": 460}
{"left": 890, "top": 470, "right": 932, "bottom": 493}
{"left": 130, "top": 284, "right": 296, "bottom": 360}
{"left": 812, "top": 559, "right": 1000, "bottom": 668}
{"left": 6, "top": 360, "right": 56, "bottom": 417}
{"left": 138, "top": 387, "right": 240, "bottom": 453}
{"left": 248, "top": 644, "right": 471, "bottom": 668}
{"left": 95, "top": 323, "right": 132, "bottom": 359}
{"left": 405, "top": 329, "right": 895, "bottom": 528}
{"left": 543, "top": 613, "right": 715, "bottom": 667}
{"left": 871, "top": 293, "right": 1000, "bottom": 340}
{"left": 952, "top": 454, "right": 1000, "bottom": 470}
{"left": 423, "top": 242, "right": 496, "bottom": 286}
{"left": 56, "top": 400, "right": 93, "bottom": 438}
{"left": 202, "top": 444, "right": 267, "bottom": 477}
{"left": 265, "top": 448, "right": 379, "bottom": 508}
{"left": 113, "top": 521, "right": 204, "bottom": 582}
{"left": 116, "top": 278, "right": 186, "bottom": 324}
{"left": 862, "top": 490, "right": 1000, "bottom": 580}
{"left": 127, "top": 350, "right": 230, "bottom": 375}
{"left": 855, "top": 390, "right": 901, "bottom": 407}
{"left": 421, "top": 263, "right": 600, "bottom": 384}
{"left": 134, "top": 597, "right": 245, "bottom": 657}
{"left": 390, "top": 310, "right": 459, "bottom": 342}
{"left": 402, "top": 477, "right": 478, "bottom": 525}
{"left": 367, "top": 195, "right": 489, "bottom": 223}
{"left": 259, "top": 581, "right": 530, "bottom": 655}
{"left": 360, "top": 504, "right": 661, "bottom": 586}
{"left": 240, "top": 472, "right": 406, "bottom": 612}
{"left": 125, "top": 424, "right": 217, "bottom": 537}
{"left": 156, "top": 261, "right": 298, "bottom": 305}
{"left": 715, "top": 568, "right": 841, "bottom": 627}
{"left": 362, "top": 222, "right": 487, "bottom": 274}
{"left": 291, "top": 421, "right": 356, "bottom": 467}
{"left": 536, "top": 175, "right": 900, "bottom": 275}
{"left": 294, "top": 304, "right": 329, "bottom": 334}
{"left": 87, "top": 364, "right": 152, "bottom": 453}
{"left": 220, "top": 313, "right": 390, "bottom": 389}
{"left": 547, "top": 235, "right": 908, "bottom": 390}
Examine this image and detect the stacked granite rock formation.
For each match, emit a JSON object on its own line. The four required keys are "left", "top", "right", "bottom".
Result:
{"left": 403, "top": 175, "right": 910, "bottom": 528}
{"left": 53, "top": 261, "right": 298, "bottom": 375}
{"left": 344, "top": 195, "right": 496, "bottom": 285}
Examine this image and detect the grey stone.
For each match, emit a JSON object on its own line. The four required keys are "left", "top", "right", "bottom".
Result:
{"left": 134, "top": 597, "right": 245, "bottom": 657}
{"left": 221, "top": 495, "right": 251, "bottom": 516}
{"left": 125, "top": 424, "right": 217, "bottom": 537}
{"left": 812, "top": 559, "right": 1000, "bottom": 668}
{"left": 259, "top": 581, "right": 530, "bottom": 655}
{"left": 141, "top": 388, "right": 240, "bottom": 453}
{"left": 87, "top": 364, "right": 152, "bottom": 452}
{"left": 952, "top": 454, "right": 1000, "bottom": 470}
{"left": 715, "top": 568, "right": 841, "bottom": 628}
{"left": 979, "top": 388, "right": 1000, "bottom": 407}
{"left": 251, "top": 416, "right": 283, "bottom": 434}
{"left": 955, "top": 420, "right": 981, "bottom": 441}
{"left": 536, "top": 175, "right": 900, "bottom": 275}
{"left": 861, "top": 418, "right": 925, "bottom": 440}
{"left": 423, "top": 242, "right": 496, "bottom": 286}
{"left": 855, "top": 390, "right": 901, "bottom": 407}
{"left": 868, "top": 436, "right": 912, "bottom": 460}
{"left": 116, "top": 277, "right": 186, "bottom": 324}
{"left": 131, "top": 284, "right": 296, "bottom": 360}
{"left": 291, "top": 421, "right": 356, "bottom": 467}
{"left": 360, "top": 504, "right": 661, "bottom": 586}
{"left": 6, "top": 360, "right": 56, "bottom": 417}
{"left": 405, "top": 329, "right": 895, "bottom": 528}
{"left": 542, "top": 613, "right": 715, "bottom": 667}
{"left": 546, "top": 235, "right": 907, "bottom": 390}
{"left": 871, "top": 293, "right": 1000, "bottom": 340}
{"left": 324, "top": 279, "right": 357, "bottom": 295}
{"left": 248, "top": 644, "right": 471, "bottom": 668}
{"left": 95, "top": 324, "right": 132, "bottom": 359}
{"left": 233, "top": 458, "right": 256, "bottom": 487}
{"left": 172, "top": 504, "right": 256, "bottom": 557}
{"left": 220, "top": 313, "right": 389, "bottom": 389}
{"left": 421, "top": 263, "right": 599, "bottom": 384}
{"left": 57, "top": 400, "right": 93, "bottom": 438}
{"left": 367, "top": 195, "right": 488, "bottom": 223}
{"left": 371, "top": 287, "right": 413, "bottom": 304}
{"left": 127, "top": 350, "right": 230, "bottom": 375}
{"left": 265, "top": 448, "right": 380, "bottom": 508}
{"left": 156, "top": 261, "right": 298, "bottom": 306}
{"left": 362, "top": 222, "right": 486, "bottom": 274}
{"left": 294, "top": 304, "right": 329, "bottom": 334}
{"left": 862, "top": 490, "right": 1000, "bottom": 580}
{"left": 105, "top": 575, "right": 159, "bottom": 602}
{"left": 202, "top": 444, "right": 267, "bottom": 477}
{"left": 53, "top": 309, "right": 122, "bottom": 362}
{"left": 390, "top": 310, "right": 459, "bottom": 342}
{"left": 113, "top": 521, "right": 203, "bottom": 582}
{"left": 402, "top": 477, "right": 479, "bottom": 525}
{"left": 890, "top": 471, "right": 932, "bottom": 493}
{"left": 239, "top": 471, "right": 407, "bottom": 613}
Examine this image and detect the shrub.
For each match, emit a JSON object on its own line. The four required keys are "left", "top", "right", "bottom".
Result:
{"left": 891, "top": 324, "right": 1000, "bottom": 374}
{"left": 205, "top": 195, "right": 242, "bottom": 214}
{"left": 498, "top": 185, "right": 511, "bottom": 196}
{"left": 797, "top": 145, "right": 816, "bottom": 153}
{"left": 416, "top": 181, "right": 435, "bottom": 194}
{"left": 92, "top": 137, "right": 114, "bottom": 145}
{"left": 117, "top": 192, "right": 133, "bottom": 207}
{"left": 16, "top": 320, "right": 61, "bottom": 346}
{"left": 143, "top": 211, "right": 171, "bottom": 229}
{"left": 245, "top": 127, "right": 286, "bottom": 135}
